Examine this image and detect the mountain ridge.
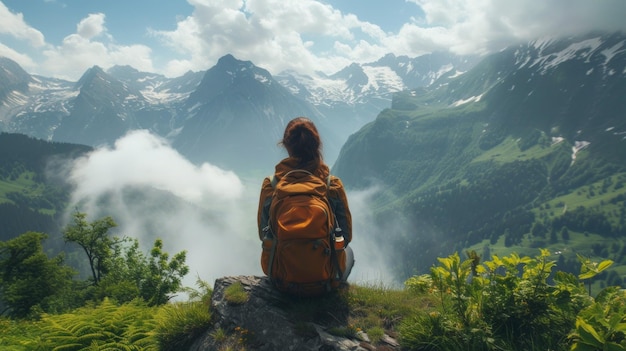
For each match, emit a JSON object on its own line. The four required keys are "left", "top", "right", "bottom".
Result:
{"left": 0, "top": 50, "right": 478, "bottom": 170}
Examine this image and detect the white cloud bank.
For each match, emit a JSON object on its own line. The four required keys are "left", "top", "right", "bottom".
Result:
{"left": 65, "top": 130, "right": 259, "bottom": 287}
{"left": 2, "top": 0, "right": 625, "bottom": 80}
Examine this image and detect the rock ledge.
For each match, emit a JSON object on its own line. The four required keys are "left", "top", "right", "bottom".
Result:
{"left": 189, "top": 275, "right": 401, "bottom": 351}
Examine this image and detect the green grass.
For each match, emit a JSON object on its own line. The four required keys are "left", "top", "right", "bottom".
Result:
{"left": 471, "top": 135, "right": 558, "bottom": 164}
{"left": 155, "top": 300, "right": 212, "bottom": 351}
{"left": 535, "top": 172, "right": 626, "bottom": 225}
{"left": 0, "top": 171, "right": 60, "bottom": 215}
{"left": 343, "top": 282, "right": 437, "bottom": 345}
{"left": 224, "top": 281, "right": 249, "bottom": 305}
{"left": 0, "top": 172, "right": 39, "bottom": 204}
{"left": 469, "top": 231, "right": 614, "bottom": 258}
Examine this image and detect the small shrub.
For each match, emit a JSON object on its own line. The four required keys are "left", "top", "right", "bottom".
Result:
{"left": 404, "top": 274, "right": 433, "bottom": 294}
{"left": 400, "top": 249, "right": 607, "bottom": 351}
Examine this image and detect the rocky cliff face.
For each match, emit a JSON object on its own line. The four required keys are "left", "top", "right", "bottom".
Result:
{"left": 190, "top": 276, "right": 400, "bottom": 351}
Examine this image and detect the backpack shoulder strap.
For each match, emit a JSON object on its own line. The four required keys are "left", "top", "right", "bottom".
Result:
{"left": 270, "top": 169, "right": 319, "bottom": 188}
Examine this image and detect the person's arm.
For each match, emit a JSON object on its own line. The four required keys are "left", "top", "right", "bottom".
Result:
{"left": 257, "top": 177, "right": 274, "bottom": 240}
{"left": 328, "top": 176, "right": 352, "bottom": 244}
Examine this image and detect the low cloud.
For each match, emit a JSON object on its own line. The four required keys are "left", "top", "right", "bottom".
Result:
{"left": 69, "top": 130, "right": 243, "bottom": 206}
{"left": 346, "top": 186, "right": 403, "bottom": 288}
{"left": 65, "top": 130, "right": 261, "bottom": 288}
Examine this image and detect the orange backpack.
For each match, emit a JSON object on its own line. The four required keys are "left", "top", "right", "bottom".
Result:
{"left": 260, "top": 169, "right": 345, "bottom": 296}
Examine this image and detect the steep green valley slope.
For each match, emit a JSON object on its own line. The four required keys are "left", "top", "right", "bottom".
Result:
{"left": 333, "top": 32, "right": 626, "bottom": 289}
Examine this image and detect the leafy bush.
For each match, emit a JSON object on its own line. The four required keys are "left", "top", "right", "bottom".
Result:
{"left": 569, "top": 286, "right": 626, "bottom": 350}
{"left": 63, "top": 211, "right": 189, "bottom": 307}
{"left": 0, "top": 232, "right": 76, "bottom": 318}
{"left": 401, "top": 249, "right": 616, "bottom": 351}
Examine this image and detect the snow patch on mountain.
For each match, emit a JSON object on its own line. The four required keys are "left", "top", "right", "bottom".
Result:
{"left": 571, "top": 140, "right": 590, "bottom": 165}
{"left": 302, "top": 74, "right": 350, "bottom": 105}
{"left": 4, "top": 90, "right": 28, "bottom": 106}
{"left": 136, "top": 75, "right": 162, "bottom": 84}
{"left": 600, "top": 40, "right": 626, "bottom": 65}
{"left": 279, "top": 65, "right": 406, "bottom": 106}
{"left": 430, "top": 64, "right": 455, "bottom": 84}
{"left": 451, "top": 94, "right": 483, "bottom": 107}
{"left": 254, "top": 73, "right": 270, "bottom": 84}
{"left": 448, "top": 70, "right": 465, "bottom": 79}
{"left": 532, "top": 37, "right": 603, "bottom": 72}
{"left": 361, "top": 66, "right": 405, "bottom": 93}
{"left": 400, "top": 61, "right": 415, "bottom": 74}
{"left": 141, "top": 85, "right": 189, "bottom": 104}
{"left": 552, "top": 136, "right": 565, "bottom": 146}
{"left": 9, "top": 78, "right": 79, "bottom": 115}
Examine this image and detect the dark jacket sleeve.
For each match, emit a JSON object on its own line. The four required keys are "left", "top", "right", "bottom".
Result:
{"left": 328, "top": 176, "right": 352, "bottom": 244}
{"left": 257, "top": 177, "right": 274, "bottom": 240}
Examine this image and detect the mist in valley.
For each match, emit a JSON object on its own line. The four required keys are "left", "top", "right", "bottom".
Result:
{"left": 60, "top": 130, "right": 400, "bottom": 291}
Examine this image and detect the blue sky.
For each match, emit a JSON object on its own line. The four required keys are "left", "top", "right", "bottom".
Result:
{"left": 1, "top": 0, "right": 625, "bottom": 81}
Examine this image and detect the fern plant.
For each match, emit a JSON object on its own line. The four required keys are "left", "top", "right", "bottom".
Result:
{"left": 37, "top": 298, "right": 159, "bottom": 351}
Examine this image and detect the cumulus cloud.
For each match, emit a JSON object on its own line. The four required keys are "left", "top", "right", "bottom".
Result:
{"left": 153, "top": 0, "right": 382, "bottom": 77}
{"left": 402, "top": 0, "right": 626, "bottom": 55}
{"left": 3, "top": 0, "right": 626, "bottom": 81}
{"left": 0, "top": 42, "right": 37, "bottom": 69}
{"left": 0, "top": 1, "right": 45, "bottom": 47}
{"left": 0, "top": 8, "right": 154, "bottom": 80}
{"left": 152, "top": 0, "right": 626, "bottom": 77}
{"left": 0, "top": 2, "right": 46, "bottom": 71}
{"left": 76, "top": 13, "right": 106, "bottom": 40}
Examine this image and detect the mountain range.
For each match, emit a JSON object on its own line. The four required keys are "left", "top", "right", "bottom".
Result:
{"left": 2, "top": 31, "right": 626, "bottom": 287}
{"left": 0, "top": 52, "right": 477, "bottom": 173}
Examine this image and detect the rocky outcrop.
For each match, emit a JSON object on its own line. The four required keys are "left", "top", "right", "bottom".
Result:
{"left": 189, "top": 275, "right": 401, "bottom": 351}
